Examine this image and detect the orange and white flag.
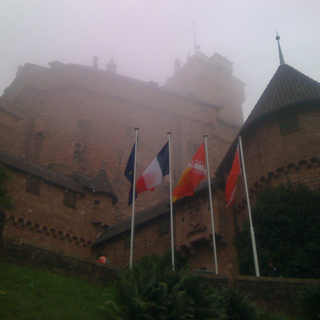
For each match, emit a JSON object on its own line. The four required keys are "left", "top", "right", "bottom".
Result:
{"left": 172, "top": 143, "right": 206, "bottom": 202}
{"left": 225, "top": 145, "right": 242, "bottom": 207}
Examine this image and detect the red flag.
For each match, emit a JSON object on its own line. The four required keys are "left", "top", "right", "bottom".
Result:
{"left": 225, "top": 145, "right": 242, "bottom": 207}
{"left": 172, "top": 143, "right": 206, "bottom": 202}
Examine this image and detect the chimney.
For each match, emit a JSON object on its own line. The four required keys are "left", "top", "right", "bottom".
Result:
{"left": 93, "top": 56, "right": 99, "bottom": 69}
{"left": 174, "top": 58, "right": 181, "bottom": 75}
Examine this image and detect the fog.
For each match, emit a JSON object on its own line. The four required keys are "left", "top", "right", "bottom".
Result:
{"left": 1, "top": 0, "right": 320, "bottom": 119}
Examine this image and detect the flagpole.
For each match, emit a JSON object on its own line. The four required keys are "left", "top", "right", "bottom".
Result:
{"left": 204, "top": 135, "right": 219, "bottom": 274}
{"left": 238, "top": 136, "right": 260, "bottom": 277}
{"left": 168, "top": 132, "right": 175, "bottom": 270}
{"left": 129, "top": 128, "right": 139, "bottom": 269}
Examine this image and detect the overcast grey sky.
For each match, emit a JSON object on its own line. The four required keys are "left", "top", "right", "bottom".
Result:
{"left": 1, "top": 0, "right": 320, "bottom": 119}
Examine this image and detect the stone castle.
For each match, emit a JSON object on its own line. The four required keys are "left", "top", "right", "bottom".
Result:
{"left": 1, "top": 50, "right": 319, "bottom": 276}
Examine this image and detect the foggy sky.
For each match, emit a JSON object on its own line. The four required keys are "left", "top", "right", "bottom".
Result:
{"left": 1, "top": 0, "right": 320, "bottom": 119}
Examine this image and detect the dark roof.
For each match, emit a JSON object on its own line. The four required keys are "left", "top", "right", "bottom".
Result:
{"left": 94, "top": 177, "right": 224, "bottom": 245}
{"left": 83, "top": 168, "right": 118, "bottom": 204}
{"left": 244, "top": 64, "right": 320, "bottom": 128}
{"left": 95, "top": 199, "right": 170, "bottom": 245}
{"left": 0, "top": 150, "right": 85, "bottom": 195}
{"left": 0, "top": 150, "right": 118, "bottom": 203}
{"left": 216, "top": 64, "right": 320, "bottom": 176}
{"left": 75, "top": 169, "right": 117, "bottom": 205}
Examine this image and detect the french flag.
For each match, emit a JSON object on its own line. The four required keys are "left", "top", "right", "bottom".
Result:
{"left": 136, "top": 142, "right": 169, "bottom": 194}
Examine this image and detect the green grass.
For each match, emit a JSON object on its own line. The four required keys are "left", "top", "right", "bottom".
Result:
{"left": 0, "top": 260, "right": 108, "bottom": 320}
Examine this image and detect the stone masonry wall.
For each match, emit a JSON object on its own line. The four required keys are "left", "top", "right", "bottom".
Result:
{"left": 233, "top": 106, "right": 320, "bottom": 216}
{"left": 4, "top": 169, "right": 115, "bottom": 260}
{"left": 197, "top": 271, "right": 319, "bottom": 316}
{"left": 1, "top": 237, "right": 317, "bottom": 316}
{"left": 0, "top": 238, "right": 115, "bottom": 286}
{"left": 101, "top": 217, "right": 171, "bottom": 266}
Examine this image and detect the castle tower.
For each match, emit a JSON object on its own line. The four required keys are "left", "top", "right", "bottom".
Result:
{"left": 106, "top": 55, "right": 117, "bottom": 74}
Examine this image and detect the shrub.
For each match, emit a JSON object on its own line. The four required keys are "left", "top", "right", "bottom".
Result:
{"left": 103, "top": 252, "right": 225, "bottom": 320}
{"left": 235, "top": 183, "right": 320, "bottom": 278}
{"left": 218, "top": 286, "right": 259, "bottom": 320}
{"left": 297, "top": 282, "right": 320, "bottom": 320}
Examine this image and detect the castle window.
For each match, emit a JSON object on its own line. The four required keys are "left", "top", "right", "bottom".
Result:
{"left": 64, "top": 191, "right": 77, "bottom": 208}
{"left": 125, "top": 126, "right": 134, "bottom": 139}
{"left": 94, "top": 200, "right": 100, "bottom": 206}
{"left": 118, "top": 154, "right": 123, "bottom": 165}
{"left": 77, "top": 119, "right": 92, "bottom": 131}
{"left": 278, "top": 110, "right": 300, "bottom": 135}
{"left": 192, "top": 143, "right": 199, "bottom": 154}
{"left": 26, "top": 177, "right": 41, "bottom": 195}
{"left": 124, "top": 233, "right": 131, "bottom": 250}
{"left": 158, "top": 215, "right": 170, "bottom": 236}
{"left": 73, "top": 142, "right": 82, "bottom": 162}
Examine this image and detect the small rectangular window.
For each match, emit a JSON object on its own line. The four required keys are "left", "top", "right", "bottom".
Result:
{"left": 77, "top": 119, "right": 92, "bottom": 130}
{"left": 73, "top": 142, "right": 82, "bottom": 162}
{"left": 118, "top": 154, "right": 123, "bottom": 165}
{"left": 26, "top": 177, "right": 41, "bottom": 195}
{"left": 158, "top": 215, "right": 170, "bottom": 236}
{"left": 64, "top": 191, "right": 77, "bottom": 208}
{"left": 125, "top": 126, "right": 134, "bottom": 139}
{"left": 278, "top": 110, "right": 300, "bottom": 135}
{"left": 73, "top": 150, "right": 81, "bottom": 162}
{"left": 94, "top": 200, "right": 100, "bottom": 206}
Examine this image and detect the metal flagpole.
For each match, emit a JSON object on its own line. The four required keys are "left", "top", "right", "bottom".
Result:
{"left": 204, "top": 135, "right": 218, "bottom": 274}
{"left": 238, "top": 136, "right": 260, "bottom": 277}
{"left": 129, "top": 128, "right": 139, "bottom": 269}
{"left": 168, "top": 132, "right": 175, "bottom": 270}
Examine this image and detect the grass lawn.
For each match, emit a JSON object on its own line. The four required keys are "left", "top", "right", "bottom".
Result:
{"left": 0, "top": 260, "right": 109, "bottom": 320}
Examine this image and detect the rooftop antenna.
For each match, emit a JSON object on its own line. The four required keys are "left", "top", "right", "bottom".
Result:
{"left": 276, "top": 31, "right": 285, "bottom": 65}
{"left": 193, "top": 21, "right": 201, "bottom": 54}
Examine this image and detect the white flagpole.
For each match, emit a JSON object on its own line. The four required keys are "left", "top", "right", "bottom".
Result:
{"left": 129, "top": 128, "right": 139, "bottom": 269}
{"left": 238, "top": 136, "right": 260, "bottom": 277}
{"left": 168, "top": 132, "right": 175, "bottom": 270}
{"left": 204, "top": 135, "right": 219, "bottom": 274}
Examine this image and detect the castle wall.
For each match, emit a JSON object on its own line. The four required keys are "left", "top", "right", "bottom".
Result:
{"left": 3, "top": 169, "right": 115, "bottom": 260}
{"left": 164, "top": 56, "right": 245, "bottom": 127}
{"left": 98, "top": 186, "right": 239, "bottom": 276}
{"left": 2, "top": 77, "right": 225, "bottom": 221}
{"left": 229, "top": 105, "right": 320, "bottom": 270}
{"left": 0, "top": 107, "right": 25, "bottom": 155}
{"left": 101, "top": 217, "right": 171, "bottom": 266}
{"left": 0, "top": 57, "right": 243, "bottom": 265}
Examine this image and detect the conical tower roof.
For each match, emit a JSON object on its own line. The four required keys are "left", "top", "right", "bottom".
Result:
{"left": 245, "top": 64, "right": 320, "bottom": 129}
{"left": 92, "top": 167, "right": 118, "bottom": 204}
{"left": 216, "top": 64, "right": 320, "bottom": 175}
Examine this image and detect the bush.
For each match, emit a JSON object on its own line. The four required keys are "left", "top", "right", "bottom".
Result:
{"left": 218, "top": 286, "right": 259, "bottom": 320}
{"left": 297, "top": 283, "right": 320, "bottom": 320}
{"left": 235, "top": 183, "right": 320, "bottom": 278}
{"left": 103, "top": 252, "right": 265, "bottom": 320}
{"left": 103, "top": 252, "right": 225, "bottom": 320}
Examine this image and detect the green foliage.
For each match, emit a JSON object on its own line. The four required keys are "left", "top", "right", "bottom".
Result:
{"left": 0, "top": 260, "right": 107, "bottom": 320}
{"left": 259, "top": 310, "right": 298, "bottom": 320}
{"left": 235, "top": 183, "right": 320, "bottom": 278}
{"left": 103, "top": 252, "right": 226, "bottom": 320}
{"left": 297, "top": 283, "right": 320, "bottom": 320}
{"left": 218, "top": 286, "right": 259, "bottom": 320}
{"left": 0, "top": 165, "right": 14, "bottom": 210}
